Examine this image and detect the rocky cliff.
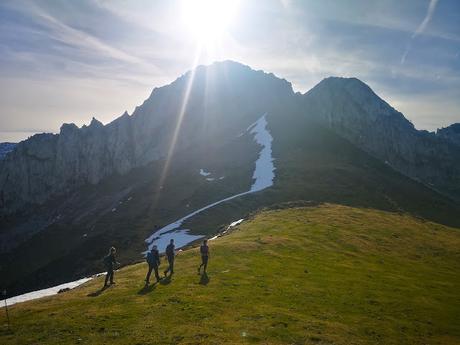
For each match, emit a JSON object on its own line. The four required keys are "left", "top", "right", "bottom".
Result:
{"left": 0, "top": 61, "right": 293, "bottom": 213}
{"left": 1, "top": 63, "right": 459, "bottom": 215}
{"left": 437, "top": 123, "right": 460, "bottom": 148}
{"left": 304, "top": 77, "right": 460, "bottom": 201}
{"left": 0, "top": 142, "right": 17, "bottom": 160}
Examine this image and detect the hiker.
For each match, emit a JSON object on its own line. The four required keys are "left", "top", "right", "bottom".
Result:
{"left": 145, "top": 245, "right": 161, "bottom": 285}
{"left": 164, "top": 239, "right": 175, "bottom": 276}
{"left": 103, "top": 246, "right": 119, "bottom": 287}
{"left": 198, "top": 239, "right": 209, "bottom": 274}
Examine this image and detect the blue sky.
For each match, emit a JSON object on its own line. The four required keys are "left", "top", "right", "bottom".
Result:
{"left": 0, "top": 0, "right": 459, "bottom": 142}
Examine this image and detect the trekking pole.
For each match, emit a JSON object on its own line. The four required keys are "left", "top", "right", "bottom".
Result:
{"left": 2, "top": 290, "right": 11, "bottom": 331}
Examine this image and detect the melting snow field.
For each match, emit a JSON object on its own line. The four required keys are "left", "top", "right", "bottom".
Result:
{"left": 146, "top": 113, "right": 275, "bottom": 252}
{"left": 3, "top": 277, "right": 93, "bottom": 307}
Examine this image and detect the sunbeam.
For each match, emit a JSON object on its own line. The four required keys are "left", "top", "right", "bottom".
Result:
{"left": 153, "top": 45, "right": 204, "bottom": 205}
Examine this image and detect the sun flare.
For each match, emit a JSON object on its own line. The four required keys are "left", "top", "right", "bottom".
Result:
{"left": 182, "top": 0, "right": 239, "bottom": 43}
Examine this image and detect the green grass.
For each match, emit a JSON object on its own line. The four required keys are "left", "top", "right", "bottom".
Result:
{"left": 1, "top": 204, "right": 459, "bottom": 344}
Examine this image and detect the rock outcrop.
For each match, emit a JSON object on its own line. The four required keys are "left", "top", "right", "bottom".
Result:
{"left": 0, "top": 142, "right": 17, "bottom": 160}
{"left": 304, "top": 77, "right": 460, "bottom": 201}
{"left": 437, "top": 123, "right": 460, "bottom": 148}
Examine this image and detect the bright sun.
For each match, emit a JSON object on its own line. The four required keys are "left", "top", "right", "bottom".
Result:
{"left": 182, "top": 0, "right": 239, "bottom": 43}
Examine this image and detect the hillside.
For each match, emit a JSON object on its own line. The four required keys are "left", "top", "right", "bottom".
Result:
{"left": 2, "top": 204, "right": 459, "bottom": 345}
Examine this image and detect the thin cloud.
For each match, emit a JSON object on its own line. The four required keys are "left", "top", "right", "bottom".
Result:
{"left": 5, "top": 1, "right": 161, "bottom": 70}
{"left": 401, "top": 0, "right": 440, "bottom": 64}
{"left": 413, "top": 0, "right": 439, "bottom": 38}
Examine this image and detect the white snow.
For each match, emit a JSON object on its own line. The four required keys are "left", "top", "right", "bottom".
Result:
{"left": 199, "top": 169, "right": 211, "bottom": 176}
{"left": 229, "top": 219, "right": 244, "bottom": 228}
{"left": 247, "top": 115, "right": 275, "bottom": 192}
{"left": 145, "top": 113, "right": 275, "bottom": 253}
{"left": 206, "top": 177, "right": 215, "bottom": 181}
{"left": 3, "top": 277, "right": 93, "bottom": 307}
{"left": 210, "top": 218, "right": 245, "bottom": 241}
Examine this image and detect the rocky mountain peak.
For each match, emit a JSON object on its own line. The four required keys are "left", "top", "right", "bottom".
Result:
{"left": 437, "top": 123, "right": 460, "bottom": 147}
{"left": 89, "top": 117, "right": 103, "bottom": 128}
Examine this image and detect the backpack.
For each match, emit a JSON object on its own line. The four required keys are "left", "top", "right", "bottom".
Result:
{"left": 166, "top": 244, "right": 174, "bottom": 257}
{"left": 103, "top": 254, "right": 112, "bottom": 267}
{"left": 146, "top": 252, "right": 154, "bottom": 265}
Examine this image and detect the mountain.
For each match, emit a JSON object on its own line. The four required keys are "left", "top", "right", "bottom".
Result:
{"left": 304, "top": 77, "right": 460, "bottom": 201}
{"left": 0, "top": 62, "right": 292, "bottom": 213}
{"left": 0, "top": 142, "right": 16, "bottom": 160}
{"left": 1, "top": 61, "right": 459, "bottom": 297}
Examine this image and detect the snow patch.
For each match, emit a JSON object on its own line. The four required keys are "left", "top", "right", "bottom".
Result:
{"left": 210, "top": 218, "right": 245, "bottom": 241}
{"left": 145, "top": 113, "right": 275, "bottom": 253}
{"left": 3, "top": 277, "right": 93, "bottom": 307}
{"left": 199, "top": 169, "right": 211, "bottom": 176}
{"left": 229, "top": 219, "right": 244, "bottom": 228}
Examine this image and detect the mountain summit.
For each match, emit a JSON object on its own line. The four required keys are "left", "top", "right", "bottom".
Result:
{"left": 1, "top": 61, "right": 459, "bottom": 296}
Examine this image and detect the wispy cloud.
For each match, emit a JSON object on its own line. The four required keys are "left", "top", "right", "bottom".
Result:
{"left": 0, "top": 0, "right": 459, "bottom": 142}
{"left": 401, "top": 0, "right": 440, "bottom": 64}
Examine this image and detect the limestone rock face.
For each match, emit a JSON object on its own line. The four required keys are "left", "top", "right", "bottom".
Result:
{"left": 0, "top": 143, "right": 17, "bottom": 160}
{"left": 304, "top": 77, "right": 460, "bottom": 201}
{"left": 437, "top": 124, "right": 460, "bottom": 148}
{"left": 0, "top": 61, "right": 294, "bottom": 213}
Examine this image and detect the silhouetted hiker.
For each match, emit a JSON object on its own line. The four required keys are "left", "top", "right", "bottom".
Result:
{"left": 164, "top": 239, "right": 175, "bottom": 276}
{"left": 103, "top": 246, "right": 119, "bottom": 287}
{"left": 198, "top": 239, "right": 209, "bottom": 274}
{"left": 145, "top": 245, "right": 161, "bottom": 285}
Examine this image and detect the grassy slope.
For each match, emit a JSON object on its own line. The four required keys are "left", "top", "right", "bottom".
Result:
{"left": 1, "top": 204, "right": 459, "bottom": 345}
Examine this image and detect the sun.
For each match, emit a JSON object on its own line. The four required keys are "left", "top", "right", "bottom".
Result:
{"left": 182, "top": 0, "right": 239, "bottom": 43}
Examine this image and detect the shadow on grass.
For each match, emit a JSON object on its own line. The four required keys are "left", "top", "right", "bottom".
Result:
{"left": 0, "top": 327, "right": 14, "bottom": 336}
{"left": 87, "top": 285, "right": 111, "bottom": 297}
{"left": 160, "top": 275, "right": 172, "bottom": 285}
{"left": 199, "top": 272, "right": 210, "bottom": 285}
{"left": 138, "top": 282, "right": 158, "bottom": 295}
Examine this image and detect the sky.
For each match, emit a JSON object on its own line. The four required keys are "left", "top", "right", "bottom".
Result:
{"left": 0, "top": 0, "right": 459, "bottom": 142}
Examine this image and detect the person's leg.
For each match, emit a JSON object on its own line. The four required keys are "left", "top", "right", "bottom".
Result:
{"left": 104, "top": 270, "right": 110, "bottom": 286}
{"left": 203, "top": 256, "right": 208, "bottom": 273}
{"left": 198, "top": 257, "right": 204, "bottom": 273}
{"left": 164, "top": 258, "right": 170, "bottom": 275}
{"left": 170, "top": 258, "right": 174, "bottom": 274}
{"left": 109, "top": 269, "right": 114, "bottom": 284}
{"left": 153, "top": 265, "right": 160, "bottom": 282}
{"left": 146, "top": 265, "right": 153, "bottom": 283}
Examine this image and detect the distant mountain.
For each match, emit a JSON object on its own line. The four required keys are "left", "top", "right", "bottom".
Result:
{"left": 1, "top": 61, "right": 459, "bottom": 297}
{"left": 0, "top": 142, "right": 16, "bottom": 160}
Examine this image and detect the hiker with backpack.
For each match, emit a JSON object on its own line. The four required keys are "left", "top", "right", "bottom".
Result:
{"left": 145, "top": 245, "right": 161, "bottom": 285}
{"left": 103, "top": 246, "right": 119, "bottom": 287}
{"left": 164, "top": 239, "right": 175, "bottom": 276}
{"left": 197, "top": 239, "right": 209, "bottom": 274}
